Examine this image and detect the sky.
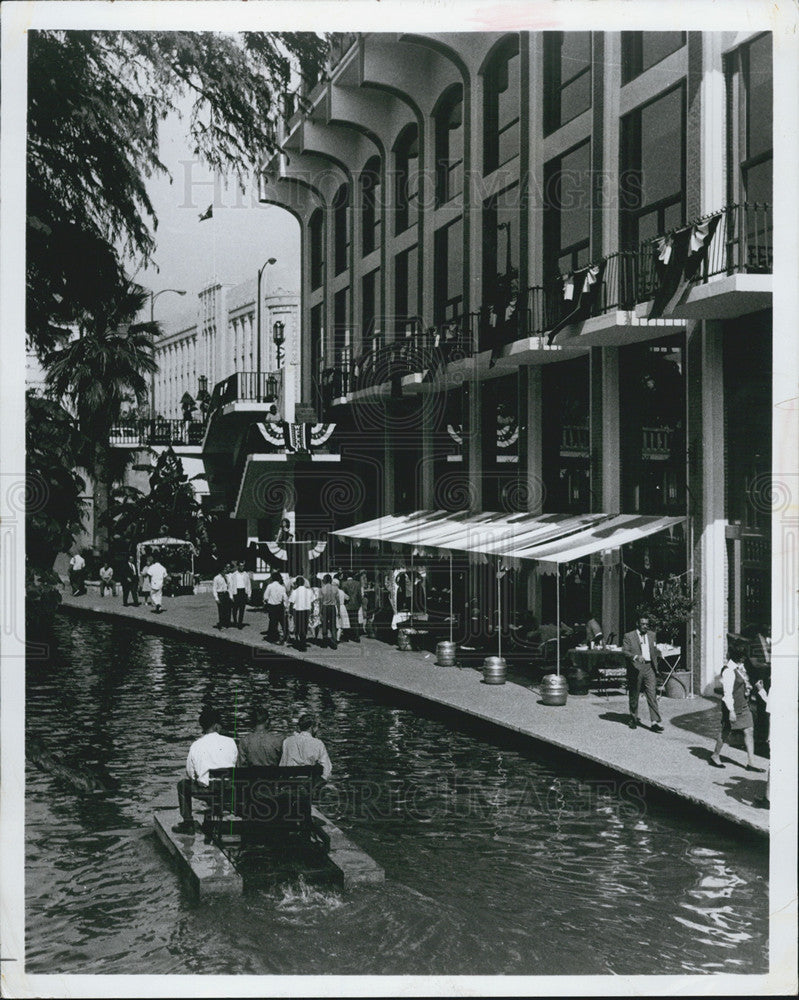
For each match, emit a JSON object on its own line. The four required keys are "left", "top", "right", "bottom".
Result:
{"left": 134, "top": 106, "right": 301, "bottom": 331}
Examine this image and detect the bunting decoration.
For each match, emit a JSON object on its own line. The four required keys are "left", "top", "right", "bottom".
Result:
{"left": 259, "top": 421, "right": 336, "bottom": 453}
{"left": 546, "top": 260, "right": 607, "bottom": 345}
{"left": 307, "top": 540, "right": 327, "bottom": 561}
{"left": 648, "top": 213, "right": 722, "bottom": 318}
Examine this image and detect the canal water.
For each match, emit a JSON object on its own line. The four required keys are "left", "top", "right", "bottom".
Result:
{"left": 26, "top": 617, "right": 768, "bottom": 976}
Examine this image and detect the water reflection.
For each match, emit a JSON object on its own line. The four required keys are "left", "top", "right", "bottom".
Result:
{"left": 26, "top": 618, "right": 768, "bottom": 976}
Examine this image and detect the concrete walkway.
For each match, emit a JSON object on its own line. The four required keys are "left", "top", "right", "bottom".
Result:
{"left": 58, "top": 590, "right": 769, "bottom": 837}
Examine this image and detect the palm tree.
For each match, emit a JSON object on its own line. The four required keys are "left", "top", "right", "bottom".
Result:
{"left": 45, "top": 280, "right": 159, "bottom": 551}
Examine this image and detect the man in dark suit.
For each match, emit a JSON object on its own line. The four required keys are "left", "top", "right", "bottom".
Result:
{"left": 622, "top": 615, "right": 664, "bottom": 732}
{"left": 118, "top": 554, "right": 140, "bottom": 607}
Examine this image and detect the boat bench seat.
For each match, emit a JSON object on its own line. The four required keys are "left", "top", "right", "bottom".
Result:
{"left": 204, "top": 765, "right": 326, "bottom": 845}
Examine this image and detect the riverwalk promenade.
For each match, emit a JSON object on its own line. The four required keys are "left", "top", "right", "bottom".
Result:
{"left": 58, "top": 590, "right": 769, "bottom": 837}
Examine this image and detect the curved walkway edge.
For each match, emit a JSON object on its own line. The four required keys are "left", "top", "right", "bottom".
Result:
{"left": 56, "top": 594, "right": 769, "bottom": 839}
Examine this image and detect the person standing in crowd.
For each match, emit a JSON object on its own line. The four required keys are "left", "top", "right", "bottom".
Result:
{"left": 341, "top": 572, "right": 362, "bottom": 643}
{"left": 319, "top": 574, "right": 338, "bottom": 649}
{"left": 172, "top": 706, "right": 238, "bottom": 835}
{"left": 119, "top": 553, "right": 140, "bottom": 607}
{"left": 68, "top": 550, "right": 86, "bottom": 596}
{"left": 753, "top": 678, "right": 770, "bottom": 807}
{"left": 238, "top": 706, "right": 284, "bottom": 766}
{"left": 280, "top": 713, "right": 332, "bottom": 781}
{"left": 212, "top": 562, "right": 232, "bottom": 630}
{"left": 309, "top": 578, "right": 322, "bottom": 643}
{"left": 710, "top": 640, "right": 763, "bottom": 772}
{"left": 333, "top": 577, "right": 350, "bottom": 643}
{"left": 263, "top": 570, "right": 288, "bottom": 643}
{"left": 289, "top": 576, "right": 313, "bottom": 651}
{"left": 140, "top": 553, "right": 153, "bottom": 606}
{"left": 98, "top": 559, "right": 115, "bottom": 597}
{"left": 228, "top": 560, "right": 251, "bottom": 630}
{"left": 146, "top": 552, "right": 168, "bottom": 614}
{"left": 622, "top": 614, "right": 665, "bottom": 732}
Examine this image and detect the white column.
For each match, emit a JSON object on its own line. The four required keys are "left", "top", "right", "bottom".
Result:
{"left": 701, "top": 33, "right": 725, "bottom": 215}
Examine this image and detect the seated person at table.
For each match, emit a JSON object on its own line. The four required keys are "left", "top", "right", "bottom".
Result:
{"left": 280, "top": 713, "right": 332, "bottom": 781}
{"left": 586, "top": 615, "right": 603, "bottom": 646}
{"left": 173, "top": 706, "right": 238, "bottom": 834}
{"left": 237, "top": 706, "right": 284, "bottom": 766}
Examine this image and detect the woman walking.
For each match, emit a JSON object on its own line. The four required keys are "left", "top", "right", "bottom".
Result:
{"left": 710, "top": 641, "right": 763, "bottom": 772}
{"left": 140, "top": 554, "right": 153, "bottom": 606}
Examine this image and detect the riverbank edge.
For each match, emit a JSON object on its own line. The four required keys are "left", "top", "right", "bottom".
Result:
{"left": 54, "top": 601, "right": 768, "bottom": 841}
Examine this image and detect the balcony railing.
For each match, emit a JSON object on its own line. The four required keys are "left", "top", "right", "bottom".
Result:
{"left": 208, "top": 370, "right": 282, "bottom": 414}
{"left": 642, "top": 426, "right": 674, "bottom": 458}
{"left": 327, "top": 33, "right": 358, "bottom": 73}
{"left": 110, "top": 419, "right": 206, "bottom": 448}
{"left": 561, "top": 424, "right": 590, "bottom": 453}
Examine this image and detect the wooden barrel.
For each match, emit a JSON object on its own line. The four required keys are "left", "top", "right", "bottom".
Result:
{"left": 396, "top": 628, "right": 413, "bottom": 651}
{"left": 435, "top": 641, "right": 458, "bottom": 667}
{"left": 482, "top": 655, "right": 507, "bottom": 685}
{"left": 540, "top": 673, "right": 568, "bottom": 706}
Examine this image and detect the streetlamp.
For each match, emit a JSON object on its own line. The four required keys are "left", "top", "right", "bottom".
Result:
{"left": 148, "top": 287, "right": 187, "bottom": 417}
{"left": 273, "top": 320, "right": 286, "bottom": 368}
{"left": 256, "top": 257, "right": 277, "bottom": 394}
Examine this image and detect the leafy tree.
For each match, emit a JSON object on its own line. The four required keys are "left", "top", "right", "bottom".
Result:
{"left": 27, "top": 30, "right": 328, "bottom": 357}
{"left": 44, "top": 281, "right": 159, "bottom": 550}
{"left": 25, "top": 392, "right": 87, "bottom": 569}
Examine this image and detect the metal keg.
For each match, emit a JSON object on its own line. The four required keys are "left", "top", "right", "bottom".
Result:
{"left": 396, "top": 627, "right": 413, "bottom": 651}
{"left": 540, "top": 673, "right": 568, "bottom": 705}
{"left": 482, "top": 655, "right": 507, "bottom": 684}
{"left": 435, "top": 640, "right": 457, "bottom": 667}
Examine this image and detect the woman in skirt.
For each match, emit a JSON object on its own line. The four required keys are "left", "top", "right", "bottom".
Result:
{"left": 710, "top": 640, "right": 763, "bottom": 771}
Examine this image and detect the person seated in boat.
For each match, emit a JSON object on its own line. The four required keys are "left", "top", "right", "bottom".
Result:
{"left": 173, "top": 706, "right": 238, "bottom": 834}
{"left": 237, "top": 706, "right": 284, "bottom": 767}
{"left": 280, "top": 713, "right": 332, "bottom": 781}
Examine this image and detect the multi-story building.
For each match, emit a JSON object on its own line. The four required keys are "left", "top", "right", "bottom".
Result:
{"left": 255, "top": 31, "right": 773, "bottom": 694}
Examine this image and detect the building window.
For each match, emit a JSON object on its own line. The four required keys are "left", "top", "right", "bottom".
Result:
{"left": 394, "top": 124, "right": 419, "bottom": 235}
{"left": 394, "top": 245, "right": 419, "bottom": 336}
{"left": 360, "top": 157, "right": 382, "bottom": 257}
{"left": 435, "top": 85, "right": 464, "bottom": 206}
{"left": 484, "top": 35, "right": 520, "bottom": 175}
{"left": 310, "top": 302, "right": 324, "bottom": 410}
{"left": 434, "top": 218, "right": 464, "bottom": 323}
{"left": 333, "top": 183, "right": 350, "bottom": 275}
{"left": 621, "top": 32, "right": 685, "bottom": 84}
{"left": 333, "top": 287, "right": 349, "bottom": 359}
{"left": 361, "top": 268, "right": 381, "bottom": 347}
{"left": 544, "top": 32, "right": 591, "bottom": 135}
{"left": 620, "top": 83, "right": 685, "bottom": 247}
{"left": 309, "top": 209, "right": 324, "bottom": 290}
{"left": 544, "top": 139, "right": 592, "bottom": 277}
{"left": 728, "top": 33, "right": 772, "bottom": 206}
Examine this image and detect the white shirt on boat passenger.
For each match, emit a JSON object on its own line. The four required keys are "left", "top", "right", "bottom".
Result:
{"left": 280, "top": 730, "right": 332, "bottom": 780}
{"left": 186, "top": 731, "right": 238, "bottom": 786}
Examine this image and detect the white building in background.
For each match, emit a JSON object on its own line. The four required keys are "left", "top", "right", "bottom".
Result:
{"left": 152, "top": 279, "right": 300, "bottom": 419}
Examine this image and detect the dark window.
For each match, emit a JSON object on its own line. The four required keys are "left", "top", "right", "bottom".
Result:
{"left": 309, "top": 209, "right": 324, "bottom": 290}
{"left": 360, "top": 157, "right": 382, "bottom": 257}
{"left": 544, "top": 140, "right": 592, "bottom": 276}
{"left": 310, "top": 302, "right": 323, "bottom": 409}
{"left": 394, "top": 124, "right": 419, "bottom": 235}
{"left": 394, "top": 245, "right": 419, "bottom": 336}
{"left": 620, "top": 84, "right": 685, "bottom": 247}
{"left": 621, "top": 32, "right": 685, "bottom": 84}
{"left": 333, "top": 287, "right": 349, "bottom": 358}
{"left": 361, "top": 268, "right": 381, "bottom": 346}
{"left": 333, "top": 184, "right": 350, "bottom": 275}
{"left": 484, "top": 35, "right": 520, "bottom": 175}
{"left": 434, "top": 219, "right": 463, "bottom": 323}
{"left": 544, "top": 33, "right": 591, "bottom": 135}
{"left": 435, "top": 85, "right": 464, "bottom": 206}
{"left": 742, "top": 34, "right": 772, "bottom": 203}
{"left": 482, "top": 185, "right": 520, "bottom": 307}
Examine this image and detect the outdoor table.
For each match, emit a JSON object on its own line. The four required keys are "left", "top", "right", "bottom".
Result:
{"left": 566, "top": 646, "right": 628, "bottom": 695}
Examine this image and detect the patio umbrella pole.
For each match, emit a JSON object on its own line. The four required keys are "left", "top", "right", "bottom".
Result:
{"left": 556, "top": 565, "right": 561, "bottom": 677}
{"left": 449, "top": 551, "right": 453, "bottom": 644}
{"left": 497, "top": 562, "right": 502, "bottom": 661}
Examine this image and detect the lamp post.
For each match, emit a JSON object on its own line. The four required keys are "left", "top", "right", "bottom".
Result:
{"left": 256, "top": 257, "right": 277, "bottom": 396}
{"left": 148, "top": 287, "right": 187, "bottom": 417}
{"left": 273, "top": 320, "right": 285, "bottom": 368}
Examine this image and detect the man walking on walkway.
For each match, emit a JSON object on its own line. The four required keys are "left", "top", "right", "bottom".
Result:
{"left": 622, "top": 615, "right": 664, "bottom": 732}
{"left": 173, "top": 706, "right": 238, "bottom": 835}
{"left": 119, "top": 554, "right": 140, "bottom": 607}
{"left": 68, "top": 551, "right": 86, "bottom": 596}
{"left": 319, "top": 574, "right": 338, "bottom": 649}
{"left": 229, "top": 560, "right": 251, "bottom": 629}
{"left": 146, "top": 554, "right": 168, "bottom": 614}
{"left": 212, "top": 562, "right": 232, "bottom": 629}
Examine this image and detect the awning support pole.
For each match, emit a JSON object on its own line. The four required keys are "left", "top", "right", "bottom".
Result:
{"left": 449, "top": 552, "right": 453, "bottom": 644}
{"left": 497, "top": 561, "right": 502, "bottom": 660}
{"left": 556, "top": 565, "right": 561, "bottom": 676}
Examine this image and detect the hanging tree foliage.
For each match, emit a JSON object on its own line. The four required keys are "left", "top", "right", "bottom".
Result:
{"left": 27, "top": 29, "right": 328, "bottom": 356}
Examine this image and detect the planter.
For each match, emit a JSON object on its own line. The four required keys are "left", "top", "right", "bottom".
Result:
{"left": 482, "top": 656, "right": 507, "bottom": 684}
{"left": 664, "top": 669, "right": 692, "bottom": 699}
{"left": 540, "top": 673, "right": 568, "bottom": 706}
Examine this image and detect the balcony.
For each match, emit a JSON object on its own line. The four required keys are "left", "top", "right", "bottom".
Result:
{"left": 203, "top": 370, "right": 284, "bottom": 453}
{"left": 110, "top": 419, "right": 205, "bottom": 449}
{"left": 638, "top": 203, "right": 772, "bottom": 321}
{"left": 560, "top": 424, "right": 590, "bottom": 457}
{"left": 327, "top": 33, "right": 358, "bottom": 74}
{"left": 488, "top": 286, "right": 591, "bottom": 368}
{"left": 641, "top": 426, "right": 675, "bottom": 460}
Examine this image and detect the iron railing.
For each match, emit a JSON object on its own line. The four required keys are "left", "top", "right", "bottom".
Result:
{"left": 328, "top": 33, "right": 358, "bottom": 73}
{"left": 208, "top": 370, "right": 282, "bottom": 413}
{"left": 109, "top": 419, "right": 206, "bottom": 448}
